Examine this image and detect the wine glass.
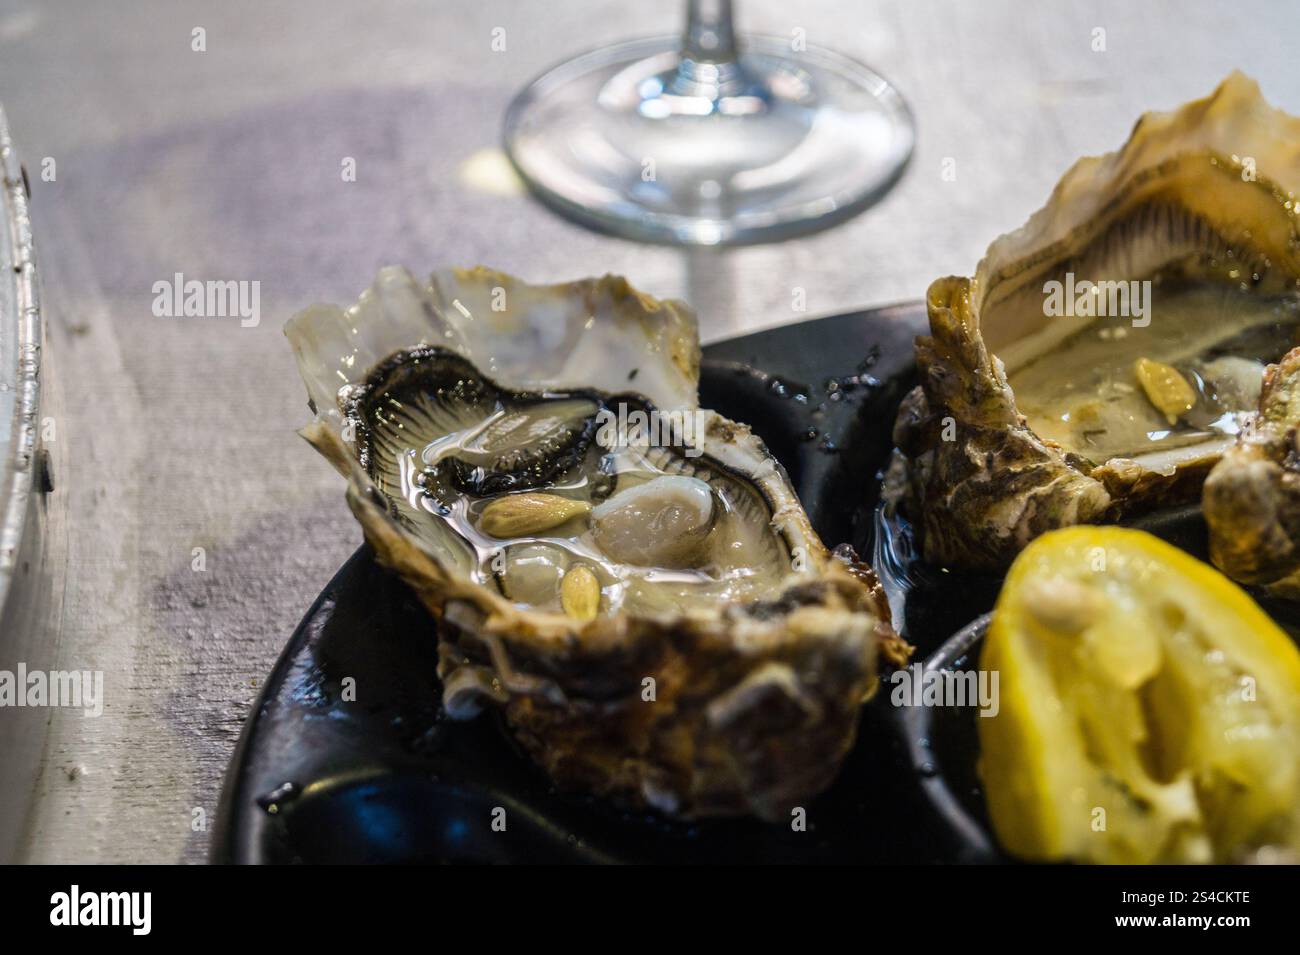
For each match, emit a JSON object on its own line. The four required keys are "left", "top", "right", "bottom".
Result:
{"left": 503, "top": 0, "right": 914, "bottom": 246}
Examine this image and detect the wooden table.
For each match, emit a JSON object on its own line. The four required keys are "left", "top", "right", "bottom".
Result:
{"left": 1, "top": 0, "right": 1294, "bottom": 862}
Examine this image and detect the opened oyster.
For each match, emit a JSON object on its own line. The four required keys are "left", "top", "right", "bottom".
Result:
{"left": 1204, "top": 345, "right": 1300, "bottom": 598}
{"left": 890, "top": 73, "right": 1300, "bottom": 570}
{"left": 287, "top": 266, "right": 899, "bottom": 820}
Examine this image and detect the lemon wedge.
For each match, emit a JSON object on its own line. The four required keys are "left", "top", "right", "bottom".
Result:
{"left": 979, "top": 526, "right": 1300, "bottom": 863}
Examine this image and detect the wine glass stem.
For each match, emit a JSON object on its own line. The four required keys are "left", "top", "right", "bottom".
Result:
{"left": 674, "top": 0, "right": 748, "bottom": 99}
{"left": 683, "top": 0, "right": 737, "bottom": 62}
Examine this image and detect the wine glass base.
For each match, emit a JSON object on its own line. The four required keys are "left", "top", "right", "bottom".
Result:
{"left": 503, "top": 35, "right": 915, "bottom": 246}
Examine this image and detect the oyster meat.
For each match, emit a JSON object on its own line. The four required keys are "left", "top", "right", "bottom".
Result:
{"left": 890, "top": 73, "right": 1300, "bottom": 570}
{"left": 287, "top": 266, "right": 899, "bottom": 820}
{"left": 1204, "top": 345, "right": 1300, "bottom": 597}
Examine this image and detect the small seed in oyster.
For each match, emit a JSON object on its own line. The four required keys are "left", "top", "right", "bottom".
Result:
{"left": 498, "top": 542, "right": 570, "bottom": 606}
{"left": 591, "top": 475, "right": 716, "bottom": 568}
{"left": 560, "top": 565, "right": 601, "bottom": 621}
{"left": 1135, "top": 357, "right": 1196, "bottom": 425}
{"left": 479, "top": 493, "right": 591, "bottom": 538}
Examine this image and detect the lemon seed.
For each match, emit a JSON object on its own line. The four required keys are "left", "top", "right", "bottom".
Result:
{"left": 479, "top": 493, "right": 591, "bottom": 538}
{"left": 560, "top": 565, "right": 601, "bottom": 621}
{"left": 1135, "top": 357, "right": 1196, "bottom": 425}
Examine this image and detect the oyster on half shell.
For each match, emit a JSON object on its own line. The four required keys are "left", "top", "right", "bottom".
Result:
{"left": 890, "top": 73, "right": 1300, "bottom": 570}
{"left": 287, "top": 266, "right": 901, "bottom": 820}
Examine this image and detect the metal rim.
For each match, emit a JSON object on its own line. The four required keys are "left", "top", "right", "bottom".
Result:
{"left": 896, "top": 613, "right": 1001, "bottom": 862}
{"left": 0, "top": 102, "right": 43, "bottom": 614}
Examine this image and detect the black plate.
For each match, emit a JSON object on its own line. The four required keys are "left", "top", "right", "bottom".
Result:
{"left": 223, "top": 301, "right": 1297, "bottom": 864}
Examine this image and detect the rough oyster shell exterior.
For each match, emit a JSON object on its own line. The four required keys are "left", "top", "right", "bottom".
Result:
{"left": 890, "top": 73, "right": 1300, "bottom": 570}
{"left": 287, "top": 266, "right": 896, "bottom": 820}
{"left": 1204, "top": 346, "right": 1300, "bottom": 598}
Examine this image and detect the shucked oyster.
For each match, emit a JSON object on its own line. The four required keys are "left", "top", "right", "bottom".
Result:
{"left": 1204, "top": 345, "right": 1300, "bottom": 598}
{"left": 287, "top": 266, "right": 898, "bottom": 820}
{"left": 890, "top": 73, "right": 1300, "bottom": 570}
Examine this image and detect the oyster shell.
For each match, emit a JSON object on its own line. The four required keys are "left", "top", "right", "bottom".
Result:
{"left": 890, "top": 73, "right": 1300, "bottom": 570}
{"left": 287, "top": 265, "right": 898, "bottom": 820}
{"left": 1204, "top": 345, "right": 1300, "bottom": 597}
